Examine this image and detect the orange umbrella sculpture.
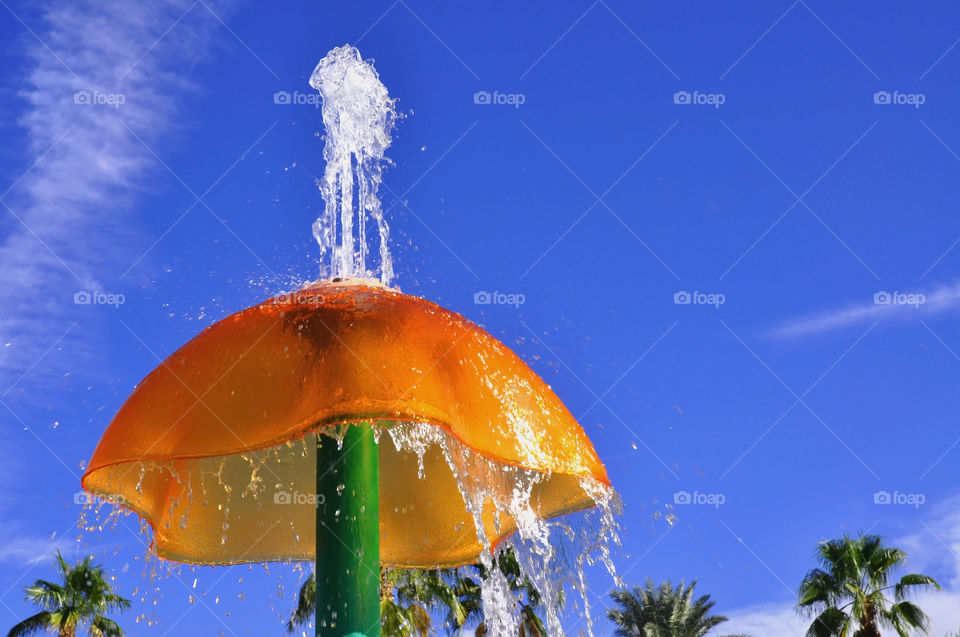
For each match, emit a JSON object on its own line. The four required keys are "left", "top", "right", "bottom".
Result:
{"left": 82, "top": 278, "right": 609, "bottom": 636}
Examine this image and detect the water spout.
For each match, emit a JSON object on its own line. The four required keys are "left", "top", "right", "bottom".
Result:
{"left": 310, "top": 44, "right": 397, "bottom": 284}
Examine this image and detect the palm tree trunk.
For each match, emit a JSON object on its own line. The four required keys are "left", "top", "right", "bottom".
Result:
{"left": 855, "top": 622, "right": 882, "bottom": 637}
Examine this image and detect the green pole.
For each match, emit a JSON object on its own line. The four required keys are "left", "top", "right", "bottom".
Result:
{"left": 316, "top": 423, "right": 381, "bottom": 637}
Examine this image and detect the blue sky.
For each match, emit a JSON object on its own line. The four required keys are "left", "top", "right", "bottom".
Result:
{"left": 2, "top": 0, "right": 960, "bottom": 634}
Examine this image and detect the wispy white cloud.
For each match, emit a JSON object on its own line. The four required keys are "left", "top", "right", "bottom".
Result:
{"left": 0, "top": 0, "right": 227, "bottom": 395}
{"left": 898, "top": 493, "right": 960, "bottom": 590}
{"left": 724, "top": 588, "right": 960, "bottom": 636}
{"left": 724, "top": 495, "right": 960, "bottom": 635}
{"left": 768, "top": 281, "right": 960, "bottom": 340}
{"left": 0, "top": 529, "right": 72, "bottom": 567}
{"left": 721, "top": 600, "right": 808, "bottom": 635}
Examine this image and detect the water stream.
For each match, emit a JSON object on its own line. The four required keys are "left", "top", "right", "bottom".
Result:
{"left": 310, "top": 44, "right": 397, "bottom": 284}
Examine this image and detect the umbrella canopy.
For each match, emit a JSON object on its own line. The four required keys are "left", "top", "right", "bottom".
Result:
{"left": 81, "top": 278, "right": 609, "bottom": 568}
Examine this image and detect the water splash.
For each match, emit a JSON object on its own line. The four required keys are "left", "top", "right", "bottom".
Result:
{"left": 386, "top": 422, "right": 623, "bottom": 637}
{"left": 310, "top": 44, "right": 397, "bottom": 284}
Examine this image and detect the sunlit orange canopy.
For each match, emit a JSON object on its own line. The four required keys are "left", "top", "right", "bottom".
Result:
{"left": 81, "top": 278, "right": 609, "bottom": 567}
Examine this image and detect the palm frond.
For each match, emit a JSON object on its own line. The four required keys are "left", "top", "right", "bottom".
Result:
{"left": 23, "top": 580, "right": 66, "bottom": 612}
{"left": 885, "top": 600, "right": 929, "bottom": 632}
{"left": 805, "top": 607, "right": 847, "bottom": 637}
{"left": 286, "top": 573, "right": 316, "bottom": 632}
{"left": 91, "top": 615, "right": 124, "bottom": 637}
{"left": 894, "top": 573, "right": 940, "bottom": 601}
{"left": 6, "top": 611, "right": 53, "bottom": 637}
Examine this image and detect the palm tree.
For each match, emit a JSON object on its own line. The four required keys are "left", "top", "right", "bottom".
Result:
{"left": 797, "top": 533, "right": 941, "bottom": 637}
{"left": 287, "top": 548, "right": 545, "bottom": 635}
{"left": 287, "top": 567, "right": 466, "bottom": 636}
{"left": 454, "top": 548, "right": 546, "bottom": 637}
{"left": 7, "top": 551, "right": 131, "bottom": 637}
{"left": 607, "top": 579, "right": 746, "bottom": 637}
{"left": 383, "top": 568, "right": 467, "bottom": 636}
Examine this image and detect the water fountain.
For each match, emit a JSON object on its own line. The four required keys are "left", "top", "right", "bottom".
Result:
{"left": 80, "top": 45, "right": 617, "bottom": 636}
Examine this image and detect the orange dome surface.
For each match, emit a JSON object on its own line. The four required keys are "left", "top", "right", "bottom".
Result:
{"left": 81, "top": 279, "right": 609, "bottom": 567}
